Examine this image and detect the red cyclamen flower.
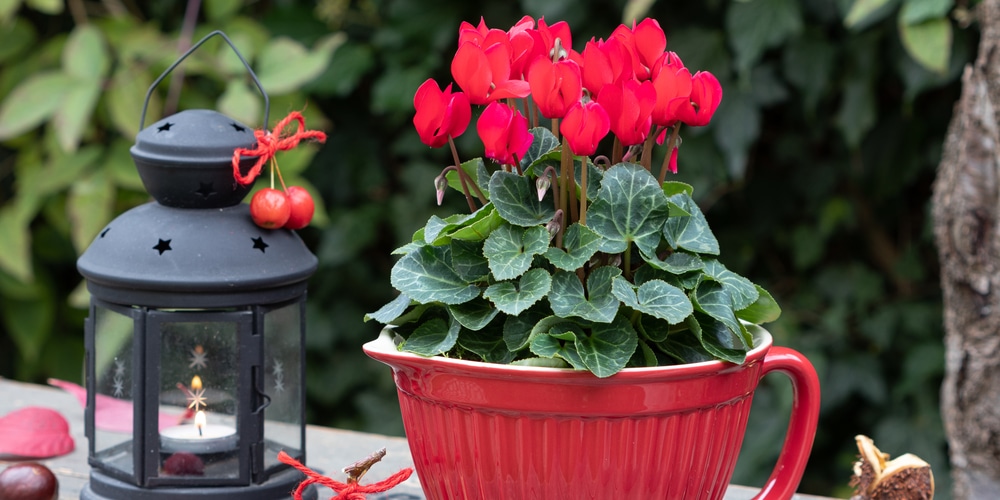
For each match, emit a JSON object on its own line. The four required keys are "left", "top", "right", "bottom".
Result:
{"left": 650, "top": 52, "right": 692, "bottom": 127}
{"left": 413, "top": 78, "right": 472, "bottom": 148}
{"left": 507, "top": 16, "right": 538, "bottom": 79}
{"left": 581, "top": 37, "right": 633, "bottom": 99}
{"left": 477, "top": 101, "right": 533, "bottom": 166}
{"left": 452, "top": 41, "right": 530, "bottom": 105}
{"left": 611, "top": 18, "right": 666, "bottom": 81}
{"left": 675, "top": 71, "right": 723, "bottom": 127}
{"left": 560, "top": 100, "right": 610, "bottom": 156}
{"left": 527, "top": 58, "right": 583, "bottom": 119}
{"left": 597, "top": 79, "right": 656, "bottom": 147}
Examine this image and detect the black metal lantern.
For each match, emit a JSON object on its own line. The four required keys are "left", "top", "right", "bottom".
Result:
{"left": 76, "top": 32, "right": 317, "bottom": 499}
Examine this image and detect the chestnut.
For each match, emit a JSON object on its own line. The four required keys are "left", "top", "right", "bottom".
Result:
{"left": 0, "top": 463, "right": 58, "bottom": 500}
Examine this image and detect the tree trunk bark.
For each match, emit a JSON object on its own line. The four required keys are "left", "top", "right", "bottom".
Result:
{"left": 933, "top": 1, "right": 1000, "bottom": 498}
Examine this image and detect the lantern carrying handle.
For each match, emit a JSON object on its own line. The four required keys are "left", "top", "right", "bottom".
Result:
{"left": 139, "top": 30, "right": 270, "bottom": 131}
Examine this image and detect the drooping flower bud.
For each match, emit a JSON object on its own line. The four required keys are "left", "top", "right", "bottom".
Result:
{"left": 434, "top": 174, "right": 449, "bottom": 206}
{"left": 536, "top": 174, "right": 551, "bottom": 202}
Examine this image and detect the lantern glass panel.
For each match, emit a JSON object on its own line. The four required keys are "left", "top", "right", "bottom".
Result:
{"left": 262, "top": 301, "right": 304, "bottom": 471}
{"left": 156, "top": 318, "right": 240, "bottom": 480}
{"left": 93, "top": 305, "right": 137, "bottom": 476}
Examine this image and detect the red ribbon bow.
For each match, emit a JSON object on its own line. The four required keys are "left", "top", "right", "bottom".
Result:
{"left": 232, "top": 111, "right": 327, "bottom": 186}
{"left": 278, "top": 451, "right": 413, "bottom": 500}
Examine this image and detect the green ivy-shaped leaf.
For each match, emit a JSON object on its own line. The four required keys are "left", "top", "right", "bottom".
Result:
{"left": 448, "top": 296, "right": 500, "bottom": 331}
{"left": 549, "top": 266, "right": 621, "bottom": 323}
{"left": 703, "top": 259, "right": 759, "bottom": 310}
{"left": 451, "top": 239, "right": 490, "bottom": 282}
{"left": 445, "top": 157, "right": 490, "bottom": 201}
{"left": 736, "top": 285, "right": 782, "bottom": 324}
{"left": 390, "top": 244, "right": 480, "bottom": 305}
{"left": 483, "top": 223, "right": 549, "bottom": 280}
{"left": 364, "top": 293, "right": 411, "bottom": 324}
{"left": 484, "top": 268, "right": 552, "bottom": 315}
{"left": 576, "top": 314, "right": 639, "bottom": 378}
{"left": 691, "top": 280, "right": 751, "bottom": 348}
{"left": 424, "top": 205, "right": 499, "bottom": 245}
{"left": 689, "top": 314, "right": 747, "bottom": 364}
{"left": 637, "top": 315, "right": 671, "bottom": 343}
{"left": 457, "top": 324, "right": 515, "bottom": 363}
{"left": 401, "top": 317, "right": 459, "bottom": 356}
{"left": 529, "top": 324, "right": 587, "bottom": 370}
{"left": 662, "top": 180, "right": 694, "bottom": 197}
{"left": 655, "top": 330, "right": 717, "bottom": 364}
{"left": 544, "top": 223, "right": 601, "bottom": 271}
{"left": 611, "top": 276, "right": 693, "bottom": 324}
{"left": 520, "top": 127, "right": 561, "bottom": 169}
{"left": 663, "top": 193, "right": 721, "bottom": 255}
{"left": 640, "top": 249, "right": 705, "bottom": 274}
{"left": 489, "top": 171, "right": 558, "bottom": 226}
{"left": 587, "top": 163, "right": 670, "bottom": 255}
{"left": 503, "top": 306, "right": 550, "bottom": 351}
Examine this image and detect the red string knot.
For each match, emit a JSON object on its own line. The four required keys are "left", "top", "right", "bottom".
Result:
{"left": 232, "top": 111, "right": 327, "bottom": 186}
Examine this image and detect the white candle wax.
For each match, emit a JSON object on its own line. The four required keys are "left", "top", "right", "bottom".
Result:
{"left": 160, "top": 412, "right": 237, "bottom": 454}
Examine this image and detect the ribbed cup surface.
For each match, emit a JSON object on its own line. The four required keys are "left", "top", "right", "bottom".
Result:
{"left": 398, "top": 391, "right": 755, "bottom": 499}
{"left": 365, "top": 326, "right": 774, "bottom": 500}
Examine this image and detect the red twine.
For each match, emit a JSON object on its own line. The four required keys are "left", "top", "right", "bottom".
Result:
{"left": 278, "top": 451, "right": 413, "bottom": 500}
{"left": 232, "top": 111, "right": 327, "bottom": 186}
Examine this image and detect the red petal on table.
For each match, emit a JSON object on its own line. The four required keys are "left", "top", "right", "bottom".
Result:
{"left": 49, "top": 378, "right": 182, "bottom": 433}
{"left": 0, "top": 406, "right": 75, "bottom": 458}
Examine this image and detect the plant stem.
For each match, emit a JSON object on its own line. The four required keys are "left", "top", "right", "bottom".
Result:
{"left": 641, "top": 127, "right": 659, "bottom": 171}
{"left": 552, "top": 117, "right": 560, "bottom": 141}
{"left": 273, "top": 157, "right": 288, "bottom": 191}
{"left": 561, "top": 137, "right": 578, "bottom": 223}
{"left": 623, "top": 244, "right": 632, "bottom": 280}
{"left": 448, "top": 136, "right": 485, "bottom": 211}
{"left": 657, "top": 124, "right": 682, "bottom": 185}
{"left": 580, "top": 156, "right": 588, "bottom": 225}
{"left": 612, "top": 137, "right": 623, "bottom": 165}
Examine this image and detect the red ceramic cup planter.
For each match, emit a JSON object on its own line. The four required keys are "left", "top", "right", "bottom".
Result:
{"left": 364, "top": 325, "right": 820, "bottom": 500}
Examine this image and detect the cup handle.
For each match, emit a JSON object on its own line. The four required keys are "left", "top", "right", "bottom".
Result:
{"left": 751, "top": 346, "right": 821, "bottom": 500}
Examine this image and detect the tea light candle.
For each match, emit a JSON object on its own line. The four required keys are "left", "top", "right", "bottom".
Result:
{"left": 160, "top": 410, "right": 238, "bottom": 454}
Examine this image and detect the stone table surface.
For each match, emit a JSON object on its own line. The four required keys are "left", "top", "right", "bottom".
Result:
{"left": 0, "top": 378, "right": 833, "bottom": 499}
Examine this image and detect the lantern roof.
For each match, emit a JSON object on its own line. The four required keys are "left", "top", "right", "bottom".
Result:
{"left": 77, "top": 201, "right": 317, "bottom": 309}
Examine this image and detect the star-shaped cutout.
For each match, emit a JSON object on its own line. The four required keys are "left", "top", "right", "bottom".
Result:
{"left": 186, "top": 388, "right": 207, "bottom": 412}
{"left": 189, "top": 345, "right": 208, "bottom": 369}
{"left": 231, "top": 123, "right": 246, "bottom": 132}
{"left": 112, "top": 378, "right": 125, "bottom": 398}
{"left": 252, "top": 236, "right": 269, "bottom": 253}
{"left": 157, "top": 122, "right": 173, "bottom": 132}
{"left": 195, "top": 182, "right": 215, "bottom": 199}
{"left": 153, "top": 239, "right": 172, "bottom": 255}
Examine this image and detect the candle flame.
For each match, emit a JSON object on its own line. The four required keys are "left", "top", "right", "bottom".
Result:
{"left": 195, "top": 410, "right": 206, "bottom": 437}
{"left": 191, "top": 375, "right": 203, "bottom": 391}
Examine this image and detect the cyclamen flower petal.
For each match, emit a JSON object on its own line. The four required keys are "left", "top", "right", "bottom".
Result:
{"left": 560, "top": 100, "right": 610, "bottom": 156}
{"left": 452, "top": 42, "right": 529, "bottom": 104}
{"left": 413, "top": 78, "right": 471, "bottom": 148}
{"left": 632, "top": 18, "right": 667, "bottom": 73}
{"left": 597, "top": 79, "right": 656, "bottom": 147}
{"left": 581, "top": 37, "right": 633, "bottom": 99}
{"left": 477, "top": 101, "right": 532, "bottom": 166}
{"left": 611, "top": 18, "right": 666, "bottom": 81}
{"left": 537, "top": 18, "right": 572, "bottom": 59}
{"left": 528, "top": 58, "right": 582, "bottom": 119}
{"left": 676, "top": 71, "right": 723, "bottom": 127}
{"left": 459, "top": 17, "right": 509, "bottom": 49}
{"left": 651, "top": 52, "right": 692, "bottom": 127}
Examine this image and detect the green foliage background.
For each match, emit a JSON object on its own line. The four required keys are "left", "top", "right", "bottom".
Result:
{"left": 0, "top": 0, "right": 966, "bottom": 497}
